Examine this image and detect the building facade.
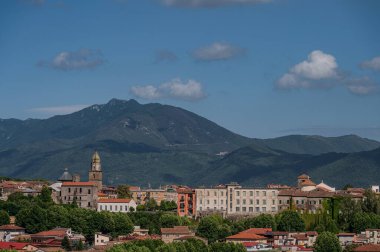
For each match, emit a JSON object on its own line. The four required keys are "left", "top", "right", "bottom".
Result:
{"left": 177, "top": 188, "right": 195, "bottom": 217}
{"left": 97, "top": 198, "right": 137, "bottom": 213}
{"left": 59, "top": 182, "right": 98, "bottom": 209}
{"left": 195, "top": 183, "right": 279, "bottom": 217}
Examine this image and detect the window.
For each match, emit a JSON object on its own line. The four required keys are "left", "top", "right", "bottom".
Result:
{"left": 221, "top": 191, "right": 224, "bottom": 196}
{"left": 200, "top": 199, "right": 203, "bottom": 204}
{"left": 250, "top": 191, "right": 253, "bottom": 197}
{"left": 256, "top": 191, "right": 260, "bottom": 196}
{"left": 272, "top": 207, "right": 276, "bottom": 212}
{"left": 221, "top": 200, "right": 223, "bottom": 204}
{"left": 272, "top": 199, "right": 275, "bottom": 205}
{"left": 236, "top": 207, "right": 240, "bottom": 212}
{"left": 255, "top": 207, "right": 260, "bottom": 212}
{"left": 207, "top": 200, "right": 209, "bottom": 204}
{"left": 214, "top": 191, "right": 217, "bottom": 196}
{"left": 68, "top": 188, "right": 71, "bottom": 193}
{"left": 263, "top": 191, "right": 267, "bottom": 196}
{"left": 242, "top": 207, "right": 246, "bottom": 212}
{"left": 243, "top": 199, "right": 246, "bottom": 205}
{"left": 207, "top": 191, "right": 210, "bottom": 196}
{"left": 243, "top": 191, "right": 246, "bottom": 196}
{"left": 272, "top": 191, "right": 276, "bottom": 196}
{"left": 263, "top": 199, "right": 267, "bottom": 205}
{"left": 279, "top": 200, "right": 282, "bottom": 204}
{"left": 236, "top": 191, "right": 240, "bottom": 196}
{"left": 88, "top": 202, "right": 91, "bottom": 207}
{"left": 249, "top": 207, "right": 253, "bottom": 212}
{"left": 262, "top": 207, "right": 267, "bottom": 212}
{"left": 110, "top": 205, "right": 113, "bottom": 211}
{"left": 214, "top": 200, "right": 217, "bottom": 204}
{"left": 88, "top": 189, "right": 91, "bottom": 194}
{"left": 296, "top": 200, "right": 299, "bottom": 204}
{"left": 250, "top": 199, "right": 253, "bottom": 205}
{"left": 236, "top": 199, "right": 240, "bottom": 205}
{"left": 256, "top": 199, "right": 260, "bottom": 205}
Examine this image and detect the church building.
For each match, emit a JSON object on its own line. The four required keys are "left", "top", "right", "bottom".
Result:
{"left": 89, "top": 151, "right": 103, "bottom": 190}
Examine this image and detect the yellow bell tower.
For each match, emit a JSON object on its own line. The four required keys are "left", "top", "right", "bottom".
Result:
{"left": 89, "top": 151, "right": 103, "bottom": 190}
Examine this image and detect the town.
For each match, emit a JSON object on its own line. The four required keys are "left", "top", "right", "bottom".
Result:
{"left": 0, "top": 152, "right": 379, "bottom": 252}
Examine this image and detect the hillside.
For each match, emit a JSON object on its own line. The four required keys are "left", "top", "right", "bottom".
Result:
{"left": 0, "top": 98, "right": 379, "bottom": 187}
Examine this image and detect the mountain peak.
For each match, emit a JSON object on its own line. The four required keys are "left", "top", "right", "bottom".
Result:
{"left": 107, "top": 98, "right": 140, "bottom": 106}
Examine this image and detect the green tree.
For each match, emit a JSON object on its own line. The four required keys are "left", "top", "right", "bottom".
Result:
{"left": 38, "top": 185, "right": 53, "bottom": 204}
{"left": 16, "top": 205, "right": 48, "bottom": 233}
{"left": 112, "top": 212, "right": 134, "bottom": 237}
{"left": 208, "top": 242, "right": 246, "bottom": 252}
{"left": 116, "top": 185, "right": 131, "bottom": 199}
{"left": 196, "top": 214, "right": 231, "bottom": 243}
{"left": 159, "top": 214, "right": 180, "bottom": 228}
{"left": 75, "top": 240, "right": 84, "bottom": 251}
{"left": 314, "top": 231, "right": 342, "bottom": 252}
{"left": 0, "top": 210, "right": 10, "bottom": 225}
{"left": 61, "top": 236, "right": 72, "bottom": 251}
{"left": 145, "top": 199, "right": 158, "bottom": 211}
{"left": 244, "top": 214, "right": 276, "bottom": 229}
{"left": 277, "top": 210, "right": 305, "bottom": 232}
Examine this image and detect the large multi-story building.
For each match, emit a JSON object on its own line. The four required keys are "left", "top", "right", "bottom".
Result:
{"left": 177, "top": 188, "right": 195, "bottom": 217}
{"left": 59, "top": 181, "right": 98, "bottom": 209}
{"left": 195, "top": 183, "right": 279, "bottom": 217}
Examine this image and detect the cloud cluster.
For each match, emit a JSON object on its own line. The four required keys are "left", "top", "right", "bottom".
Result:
{"left": 360, "top": 56, "right": 380, "bottom": 72}
{"left": 277, "top": 50, "right": 379, "bottom": 95}
{"left": 29, "top": 104, "right": 89, "bottom": 115}
{"left": 160, "top": 0, "right": 271, "bottom": 8}
{"left": 192, "top": 42, "right": 246, "bottom": 61}
{"left": 38, "top": 49, "right": 105, "bottom": 71}
{"left": 131, "top": 78, "right": 206, "bottom": 101}
{"left": 154, "top": 49, "right": 178, "bottom": 63}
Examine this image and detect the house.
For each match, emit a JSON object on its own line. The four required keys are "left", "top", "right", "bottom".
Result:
{"left": 31, "top": 228, "right": 84, "bottom": 248}
{"left": 97, "top": 198, "right": 137, "bottom": 212}
{"left": 243, "top": 242, "right": 273, "bottom": 252}
{"left": 365, "top": 229, "right": 380, "bottom": 244}
{"left": 59, "top": 182, "right": 98, "bottom": 209}
{"left": 94, "top": 233, "right": 111, "bottom": 246}
{"left": 0, "top": 225, "right": 26, "bottom": 242}
{"left": 337, "top": 233, "right": 356, "bottom": 246}
{"left": 0, "top": 242, "right": 38, "bottom": 251}
{"left": 133, "top": 226, "right": 149, "bottom": 236}
{"left": 160, "top": 226, "right": 195, "bottom": 243}
{"left": 177, "top": 188, "right": 195, "bottom": 217}
{"left": 226, "top": 232, "right": 267, "bottom": 244}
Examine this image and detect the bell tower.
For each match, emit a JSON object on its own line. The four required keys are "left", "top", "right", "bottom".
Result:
{"left": 89, "top": 151, "right": 103, "bottom": 190}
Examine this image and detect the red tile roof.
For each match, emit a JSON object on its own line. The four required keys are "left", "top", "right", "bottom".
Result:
{"left": 31, "top": 228, "right": 68, "bottom": 238}
{"left": 98, "top": 198, "right": 132, "bottom": 203}
{"left": 0, "top": 242, "right": 30, "bottom": 250}
{"left": 241, "top": 228, "right": 272, "bottom": 235}
{"left": 337, "top": 233, "right": 356, "bottom": 236}
{"left": 354, "top": 244, "right": 380, "bottom": 251}
{"left": 161, "top": 226, "right": 192, "bottom": 235}
{"left": 226, "top": 232, "right": 267, "bottom": 241}
{"left": 62, "top": 182, "right": 97, "bottom": 186}
{"left": 0, "top": 225, "right": 25, "bottom": 230}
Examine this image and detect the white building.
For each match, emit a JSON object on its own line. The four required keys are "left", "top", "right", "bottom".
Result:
{"left": 95, "top": 233, "right": 111, "bottom": 246}
{"left": 195, "top": 183, "right": 279, "bottom": 217}
{"left": 97, "top": 198, "right": 137, "bottom": 213}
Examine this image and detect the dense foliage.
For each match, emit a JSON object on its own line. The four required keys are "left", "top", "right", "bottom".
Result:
{"left": 314, "top": 231, "right": 342, "bottom": 252}
{"left": 106, "top": 239, "right": 245, "bottom": 252}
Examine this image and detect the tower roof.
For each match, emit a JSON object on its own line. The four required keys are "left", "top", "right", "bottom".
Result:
{"left": 92, "top": 151, "right": 101, "bottom": 163}
{"left": 58, "top": 168, "right": 73, "bottom": 182}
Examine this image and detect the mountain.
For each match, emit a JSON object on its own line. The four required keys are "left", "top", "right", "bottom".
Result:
{"left": 0, "top": 98, "right": 379, "bottom": 187}
{"left": 199, "top": 145, "right": 380, "bottom": 188}
{"left": 256, "top": 134, "right": 380, "bottom": 155}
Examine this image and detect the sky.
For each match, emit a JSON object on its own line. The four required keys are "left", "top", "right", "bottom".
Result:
{"left": 0, "top": 0, "right": 380, "bottom": 140}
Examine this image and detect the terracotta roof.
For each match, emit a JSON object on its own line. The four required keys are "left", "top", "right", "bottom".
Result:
{"left": 31, "top": 228, "right": 68, "bottom": 238}
{"left": 0, "top": 242, "right": 31, "bottom": 250}
{"left": 267, "top": 231, "right": 289, "bottom": 236}
{"left": 306, "top": 231, "right": 318, "bottom": 236}
{"left": 161, "top": 226, "right": 192, "bottom": 235}
{"left": 338, "top": 233, "right": 356, "bottom": 236}
{"left": 299, "top": 180, "right": 316, "bottom": 187}
{"left": 241, "top": 228, "right": 272, "bottom": 235}
{"left": 298, "top": 174, "right": 310, "bottom": 179}
{"left": 62, "top": 182, "right": 97, "bottom": 186}
{"left": 226, "top": 232, "right": 267, "bottom": 241}
{"left": 0, "top": 225, "right": 25, "bottom": 230}
{"left": 98, "top": 198, "right": 132, "bottom": 203}
{"left": 354, "top": 244, "right": 380, "bottom": 251}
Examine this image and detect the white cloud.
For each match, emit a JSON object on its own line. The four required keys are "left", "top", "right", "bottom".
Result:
{"left": 360, "top": 56, "right": 380, "bottom": 72}
{"left": 192, "top": 42, "right": 246, "bottom": 61}
{"left": 160, "top": 0, "right": 271, "bottom": 8}
{"left": 131, "top": 78, "right": 206, "bottom": 101}
{"left": 38, "top": 49, "right": 104, "bottom": 71}
{"left": 276, "top": 50, "right": 339, "bottom": 89}
{"left": 29, "top": 104, "right": 89, "bottom": 115}
{"left": 345, "top": 77, "right": 379, "bottom": 96}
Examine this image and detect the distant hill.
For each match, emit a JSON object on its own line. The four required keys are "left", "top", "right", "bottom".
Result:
{"left": 0, "top": 98, "right": 379, "bottom": 187}
{"left": 256, "top": 134, "right": 380, "bottom": 155}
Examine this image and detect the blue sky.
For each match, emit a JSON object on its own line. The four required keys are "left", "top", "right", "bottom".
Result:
{"left": 1, "top": 0, "right": 380, "bottom": 140}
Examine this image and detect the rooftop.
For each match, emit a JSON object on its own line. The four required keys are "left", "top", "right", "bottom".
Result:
{"left": 98, "top": 198, "right": 132, "bottom": 203}
{"left": 62, "top": 182, "right": 97, "bottom": 187}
